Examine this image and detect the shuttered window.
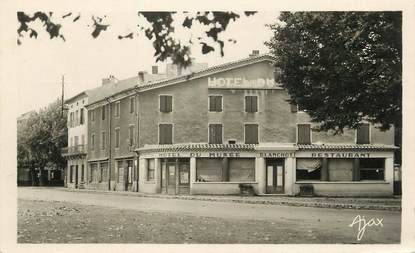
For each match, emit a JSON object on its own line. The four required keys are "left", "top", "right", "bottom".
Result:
{"left": 91, "top": 109, "right": 95, "bottom": 122}
{"left": 114, "top": 102, "right": 120, "bottom": 117}
{"left": 80, "top": 108, "right": 84, "bottom": 124}
{"left": 209, "top": 124, "right": 223, "bottom": 144}
{"left": 101, "top": 105, "right": 106, "bottom": 120}
{"left": 297, "top": 124, "right": 311, "bottom": 144}
{"left": 160, "top": 95, "right": 172, "bottom": 112}
{"left": 245, "top": 124, "right": 258, "bottom": 144}
{"left": 91, "top": 134, "right": 95, "bottom": 151}
{"left": 130, "top": 97, "right": 135, "bottom": 113}
{"left": 129, "top": 125, "right": 134, "bottom": 146}
{"left": 101, "top": 131, "right": 106, "bottom": 150}
{"left": 159, "top": 124, "right": 173, "bottom": 144}
{"left": 245, "top": 96, "right": 258, "bottom": 112}
{"left": 209, "top": 96, "right": 222, "bottom": 112}
{"left": 115, "top": 128, "right": 120, "bottom": 148}
{"left": 356, "top": 123, "right": 370, "bottom": 144}
{"left": 290, "top": 103, "right": 298, "bottom": 113}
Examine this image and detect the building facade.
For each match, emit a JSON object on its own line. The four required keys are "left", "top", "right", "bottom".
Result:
{"left": 63, "top": 53, "right": 397, "bottom": 197}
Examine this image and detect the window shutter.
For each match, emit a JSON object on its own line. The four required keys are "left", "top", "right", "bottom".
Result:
{"left": 160, "top": 96, "right": 166, "bottom": 112}
{"left": 245, "top": 124, "right": 258, "bottom": 144}
{"left": 167, "top": 124, "right": 172, "bottom": 144}
{"left": 167, "top": 96, "right": 172, "bottom": 112}
{"left": 298, "top": 124, "right": 311, "bottom": 144}
{"left": 216, "top": 96, "right": 222, "bottom": 112}
{"left": 209, "top": 96, "right": 214, "bottom": 111}
{"left": 216, "top": 124, "right": 222, "bottom": 144}
{"left": 291, "top": 103, "right": 298, "bottom": 113}
{"left": 357, "top": 123, "right": 370, "bottom": 144}
{"left": 245, "top": 96, "right": 251, "bottom": 112}
{"left": 252, "top": 96, "right": 258, "bottom": 112}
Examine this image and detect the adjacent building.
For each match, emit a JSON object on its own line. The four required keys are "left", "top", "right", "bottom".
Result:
{"left": 62, "top": 52, "right": 397, "bottom": 197}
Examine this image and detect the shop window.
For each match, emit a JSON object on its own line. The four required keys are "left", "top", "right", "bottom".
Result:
{"left": 229, "top": 158, "right": 255, "bottom": 182}
{"left": 196, "top": 158, "right": 223, "bottom": 182}
{"left": 101, "top": 131, "right": 106, "bottom": 150}
{"left": 328, "top": 159, "right": 353, "bottom": 181}
{"left": 356, "top": 123, "right": 370, "bottom": 144}
{"left": 209, "top": 95, "right": 222, "bottom": 112}
{"left": 129, "top": 125, "right": 135, "bottom": 146}
{"left": 147, "top": 159, "right": 155, "bottom": 181}
{"left": 209, "top": 124, "right": 223, "bottom": 144}
{"left": 117, "top": 160, "right": 124, "bottom": 183}
{"left": 115, "top": 128, "right": 120, "bottom": 148}
{"left": 128, "top": 160, "right": 135, "bottom": 182}
{"left": 130, "top": 97, "right": 135, "bottom": 113}
{"left": 99, "top": 162, "right": 108, "bottom": 182}
{"left": 160, "top": 95, "right": 172, "bottom": 112}
{"left": 69, "top": 166, "right": 74, "bottom": 183}
{"left": 245, "top": 96, "right": 258, "bottom": 112}
{"left": 296, "top": 158, "right": 322, "bottom": 180}
{"left": 89, "top": 163, "right": 97, "bottom": 182}
{"left": 245, "top": 124, "right": 258, "bottom": 144}
{"left": 101, "top": 105, "right": 106, "bottom": 120}
{"left": 359, "top": 158, "right": 384, "bottom": 180}
{"left": 159, "top": 124, "right": 173, "bottom": 144}
{"left": 114, "top": 101, "right": 120, "bottom": 117}
{"left": 297, "top": 124, "right": 311, "bottom": 144}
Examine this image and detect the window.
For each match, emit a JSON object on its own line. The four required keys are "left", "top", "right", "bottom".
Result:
{"left": 99, "top": 162, "right": 108, "bottom": 182}
{"left": 130, "top": 97, "right": 135, "bottom": 113}
{"left": 196, "top": 158, "right": 223, "bottom": 182}
{"left": 356, "top": 123, "right": 370, "bottom": 144}
{"left": 127, "top": 160, "right": 133, "bottom": 183}
{"left": 328, "top": 159, "right": 353, "bottom": 181}
{"left": 296, "top": 158, "right": 322, "bottom": 180}
{"left": 80, "top": 108, "right": 84, "bottom": 124}
{"left": 91, "top": 134, "right": 95, "bottom": 151}
{"left": 209, "top": 95, "right": 222, "bottom": 112}
{"left": 101, "top": 105, "right": 106, "bottom": 120}
{"left": 114, "top": 102, "right": 120, "bottom": 117}
{"left": 115, "top": 128, "right": 120, "bottom": 148}
{"left": 91, "top": 109, "right": 95, "bottom": 122}
{"left": 360, "top": 158, "right": 384, "bottom": 180}
{"left": 147, "top": 159, "right": 155, "bottom": 180}
{"left": 290, "top": 103, "right": 298, "bottom": 113}
{"left": 209, "top": 124, "right": 223, "bottom": 144}
{"left": 229, "top": 158, "right": 255, "bottom": 182}
{"left": 297, "top": 124, "right": 311, "bottom": 144}
{"left": 69, "top": 165, "right": 74, "bottom": 183}
{"left": 89, "top": 163, "right": 97, "bottom": 182}
{"left": 70, "top": 112, "right": 74, "bottom": 127}
{"left": 129, "top": 125, "right": 134, "bottom": 146}
{"left": 101, "top": 131, "right": 106, "bottom": 150}
{"left": 75, "top": 110, "right": 79, "bottom": 126}
{"left": 160, "top": 95, "right": 172, "bottom": 112}
{"left": 117, "top": 160, "right": 124, "bottom": 183}
{"left": 245, "top": 96, "right": 258, "bottom": 112}
{"left": 245, "top": 124, "right": 258, "bottom": 144}
{"left": 81, "top": 165, "right": 84, "bottom": 182}
{"left": 159, "top": 124, "right": 173, "bottom": 144}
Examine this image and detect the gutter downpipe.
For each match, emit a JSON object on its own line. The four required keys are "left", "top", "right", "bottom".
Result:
{"left": 105, "top": 97, "right": 112, "bottom": 191}
{"left": 134, "top": 86, "right": 140, "bottom": 192}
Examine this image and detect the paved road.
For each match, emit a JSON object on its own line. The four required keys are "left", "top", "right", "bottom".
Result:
{"left": 18, "top": 187, "right": 401, "bottom": 243}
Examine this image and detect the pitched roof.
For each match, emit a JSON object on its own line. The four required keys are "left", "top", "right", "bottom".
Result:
{"left": 87, "top": 76, "right": 138, "bottom": 105}
{"left": 65, "top": 91, "right": 91, "bottom": 104}
{"left": 296, "top": 143, "right": 398, "bottom": 151}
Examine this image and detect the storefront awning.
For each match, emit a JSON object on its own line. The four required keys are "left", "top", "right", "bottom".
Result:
{"left": 296, "top": 144, "right": 398, "bottom": 151}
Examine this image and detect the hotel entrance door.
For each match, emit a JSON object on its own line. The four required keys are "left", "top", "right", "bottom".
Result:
{"left": 161, "top": 158, "right": 190, "bottom": 195}
{"left": 266, "top": 159, "right": 285, "bottom": 194}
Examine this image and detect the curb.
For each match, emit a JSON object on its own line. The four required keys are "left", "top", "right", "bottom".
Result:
{"left": 47, "top": 187, "right": 401, "bottom": 212}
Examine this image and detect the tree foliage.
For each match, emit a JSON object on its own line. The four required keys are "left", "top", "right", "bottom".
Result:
{"left": 266, "top": 12, "right": 402, "bottom": 133}
{"left": 17, "top": 11, "right": 256, "bottom": 67}
{"left": 17, "top": 99, "right": 68, "bottom": 174}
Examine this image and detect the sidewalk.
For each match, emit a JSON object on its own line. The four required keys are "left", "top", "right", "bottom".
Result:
{"left": 46, "top": 187, "right": 401, "bottom": 211}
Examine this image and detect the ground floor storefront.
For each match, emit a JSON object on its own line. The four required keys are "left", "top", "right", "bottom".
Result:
{"left": 69, "top": 143, "right": 396, "bottom": 197}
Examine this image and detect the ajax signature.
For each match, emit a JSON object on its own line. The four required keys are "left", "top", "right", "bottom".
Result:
{"left": 348, "top": 215, "right": 384, "bottom": 241}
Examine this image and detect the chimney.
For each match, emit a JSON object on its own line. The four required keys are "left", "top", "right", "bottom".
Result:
{"left": 138, "top": 71, "right": 145, "bottom": 83}
{"left": 152, "top": 66, "right": 158, "bottom": 75}
{"left": 249, "top": 50, "right": 260, "bottom": 57}
{"left": 102, "top": 75, "right": 116, "bottom": 86}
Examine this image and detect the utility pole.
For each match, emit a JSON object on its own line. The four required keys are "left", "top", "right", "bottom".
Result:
{"left": 61, "top": 74, "right": 65, "bottom": 117}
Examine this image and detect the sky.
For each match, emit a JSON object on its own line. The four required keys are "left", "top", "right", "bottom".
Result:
{"left": 16, "top": 11, "right": 280, "bottom": 115}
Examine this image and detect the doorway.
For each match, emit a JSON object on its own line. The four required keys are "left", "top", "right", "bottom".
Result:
{"left": 266, "top": 159, "right": 285, "bottom": 194}
{"left": 161, "top": 158, "right": 190, "bottom": 195}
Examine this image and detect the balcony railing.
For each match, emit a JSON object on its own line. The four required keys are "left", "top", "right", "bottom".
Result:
{"left": 61, "top": 145, "right": 86, "bottom": 156}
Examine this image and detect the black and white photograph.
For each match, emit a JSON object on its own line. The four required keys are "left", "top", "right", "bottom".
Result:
{"left": 1, "top": 1, "right": 414, "bottom": 252}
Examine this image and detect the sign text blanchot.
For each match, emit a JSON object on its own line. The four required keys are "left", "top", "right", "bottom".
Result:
{"left": 208, "top": 77, "right": 277, "bottom": 89}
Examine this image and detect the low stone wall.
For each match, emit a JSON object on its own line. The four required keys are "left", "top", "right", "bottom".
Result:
{"left": 294, "top": 181, "right": 393, "bottom": 197}
{"left": 191, "top": 182, "right": 258, "bottom": 195}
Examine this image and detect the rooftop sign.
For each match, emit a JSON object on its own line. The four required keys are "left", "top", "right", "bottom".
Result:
{"left": 208, "top": 77, "right": 280, "bottom": 89}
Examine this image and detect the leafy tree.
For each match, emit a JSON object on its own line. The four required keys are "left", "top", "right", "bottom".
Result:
{"left": 17, "top": 99, "right": 68, "bottom": 185}
{"left": 266, "top": 11, "right": 402, "bottom": 133}
{"left": 17, "top": 11, "right": 256, "bottom": 67}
